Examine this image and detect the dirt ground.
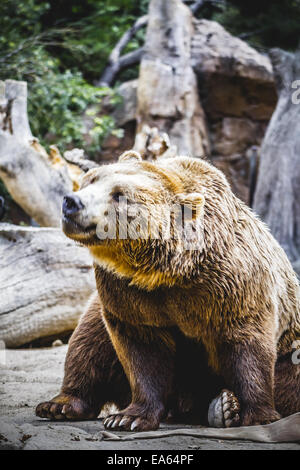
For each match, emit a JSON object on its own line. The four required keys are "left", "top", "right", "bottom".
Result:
{"left": 0, "top": 346, "right": 299, "bottom": 450}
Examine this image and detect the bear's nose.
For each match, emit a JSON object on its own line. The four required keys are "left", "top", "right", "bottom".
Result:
{"left": 62, "top": 194, "right": 84, "bottom": 216}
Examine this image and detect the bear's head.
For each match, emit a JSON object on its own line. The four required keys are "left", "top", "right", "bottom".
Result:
{"left": 62, "top": 151, "right": 233, "bottom": 289}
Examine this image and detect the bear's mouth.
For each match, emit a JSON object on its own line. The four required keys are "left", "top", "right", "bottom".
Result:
{"left": 62, "top": 214, "right": 97, "bottom": 241}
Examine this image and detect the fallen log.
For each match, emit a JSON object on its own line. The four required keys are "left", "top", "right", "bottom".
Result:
{"left": 0, "top": 224, "right": 96, "bottom": 347}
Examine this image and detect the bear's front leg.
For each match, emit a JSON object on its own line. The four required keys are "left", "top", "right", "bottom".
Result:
{"left": 103, "top": 312, "right": 175, "bottom": 431}
{"left": 218, "top": 335, "right": 281, "bottom": 426}
{"left": 36, "top": 293, "right": 130, "bottom": 421}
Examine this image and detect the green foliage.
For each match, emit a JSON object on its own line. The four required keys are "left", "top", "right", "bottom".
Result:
{"left": 211, "top": 0, "right": 300, "bottom": 51}
{"left": 28, "top": 65, "right": 118, "bottom": 152}
{"left": 0, "top": 0, "right": 299, "bottom": 157}
{"left": 0, "top": 0, "right": 125, "bottom": 156}
{"left": 38, "top": 0, "right": 150, "bottom": 82}
{"left": 0, "top": 179, "right": 10, "bottom": 200}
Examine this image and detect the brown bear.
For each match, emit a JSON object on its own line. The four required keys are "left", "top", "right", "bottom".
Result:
{"left": 36, "top": 152, "right": 300, "bottom": 431}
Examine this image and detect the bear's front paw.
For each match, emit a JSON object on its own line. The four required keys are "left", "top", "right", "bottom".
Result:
{"left": 36, "top": 394, "right": 98, "bottom": 421}
{"left": 103, "top": 404, "right": 160, "bottom": 432}
{"left": 208, "top": 389, "right": 240, "bottom": 428}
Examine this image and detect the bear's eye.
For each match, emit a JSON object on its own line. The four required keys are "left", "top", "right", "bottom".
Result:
{"left": 112, "top": 191, "right": 124, "bottom": 202}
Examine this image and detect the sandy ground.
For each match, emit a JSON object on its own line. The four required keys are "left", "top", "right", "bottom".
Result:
{"left": 0, "top": 346, "right": 299, "bottom": 450}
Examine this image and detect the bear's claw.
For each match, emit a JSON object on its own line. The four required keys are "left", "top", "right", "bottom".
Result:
{"left": 208, "top": 389, "right": 240, "bottom": 428}
{"left": 36, "top": 395, "right": 98, "bottom": 421}
{"left": 104, "top": 412, "right": 159, "bottom": 432}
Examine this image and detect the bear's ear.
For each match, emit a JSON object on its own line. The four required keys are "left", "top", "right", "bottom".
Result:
{"left": 118, "top": 150, "right": 142, "bottom": 163}
{"left": 178, "top": 192, "right": 205, "bottom": 220}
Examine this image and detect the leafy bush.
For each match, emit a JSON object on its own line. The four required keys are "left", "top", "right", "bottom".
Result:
{"left": 212, "top": 0, "right": 300, "bottom": 51}
{"left": 37, "top": 0, "right": 150, "bottom": 82}
{"left": 1, "top": 0, "right": 299, "bottom": 158}
{"left": 0, "top": 0, "right": 122, "bottom": 156}
{"left": 27, "top": 61, "right": 119, "bottom": 153}
{"left": 2, "top": 47, "right": 120, "bottom": 155}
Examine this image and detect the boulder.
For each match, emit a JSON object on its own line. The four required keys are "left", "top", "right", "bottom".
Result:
{"left": 211, "top": 118, "right": 267, "bottom": 156}
{"left": 191, "top": 19, "right": 273, "bottom": 83}
{"left": 112, "top": 79, "right": 138, "bottom": 126}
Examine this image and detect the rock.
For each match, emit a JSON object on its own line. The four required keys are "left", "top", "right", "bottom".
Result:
{"left": 211, "top": 118, "right": 266, "bottom": 156}
{"left": 190, "top": 19, "right": 277, "bottom": 203}
{"left": 191, "top": 19, "right": 277, "bottom": 122}
{"left": 112, "top": 79, "right": 138, "bottom": 127}
{"left": 99, "top": 121, "right": 136, "bottom": 163}
{"left": 191, "top": 19, "right": 273, "bottom": 83}
{"left": 52, "top": 340, "right": 63, "bottom": 348}
{"left": 200, "top": 73, "right": 277, "bottom": 122}
{"left": 212, "top": 153, "right": 250, "bottom": 204}
{"left": 102, "top": 134, "right": 122, "bottom": 150}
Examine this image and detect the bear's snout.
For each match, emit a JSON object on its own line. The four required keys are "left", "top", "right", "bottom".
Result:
{"left": 62, "top": 194, "right": 84, "bottom": 217}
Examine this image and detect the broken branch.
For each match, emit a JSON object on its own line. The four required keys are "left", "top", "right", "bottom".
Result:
{"left": 97, "top": 15, "right": 148, "bottom": 86}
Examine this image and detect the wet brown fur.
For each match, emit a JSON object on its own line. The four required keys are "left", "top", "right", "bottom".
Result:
{"left": 36, "top": 156, "right": 300, "bottom": 428}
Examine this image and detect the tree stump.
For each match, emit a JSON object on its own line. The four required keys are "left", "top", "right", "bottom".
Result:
{"left": 136, "top": 0, "right": 210, "bottom": 157}
{"left": 253, "top": 47, "right": 300, "bottom": 263}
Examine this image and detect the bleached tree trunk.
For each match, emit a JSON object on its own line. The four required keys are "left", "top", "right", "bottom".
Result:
{"left": 136, "top": 0, "right": 210, "bottom": 157}
{"left": 0, "top": 224, "right": 95, "bottom": 347}
{"left": 253, "top": 47, "right": 300, "bottom": 263}
{"left": 0, "top": 80, "right": 74, "bottom": 227}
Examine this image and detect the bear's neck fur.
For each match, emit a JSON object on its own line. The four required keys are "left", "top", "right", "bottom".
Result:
{"left": 88, "top": 158, "right": 249, "bottom": 291}
{"left": 87, "top": 157, "right": 300, "bottom": 355}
